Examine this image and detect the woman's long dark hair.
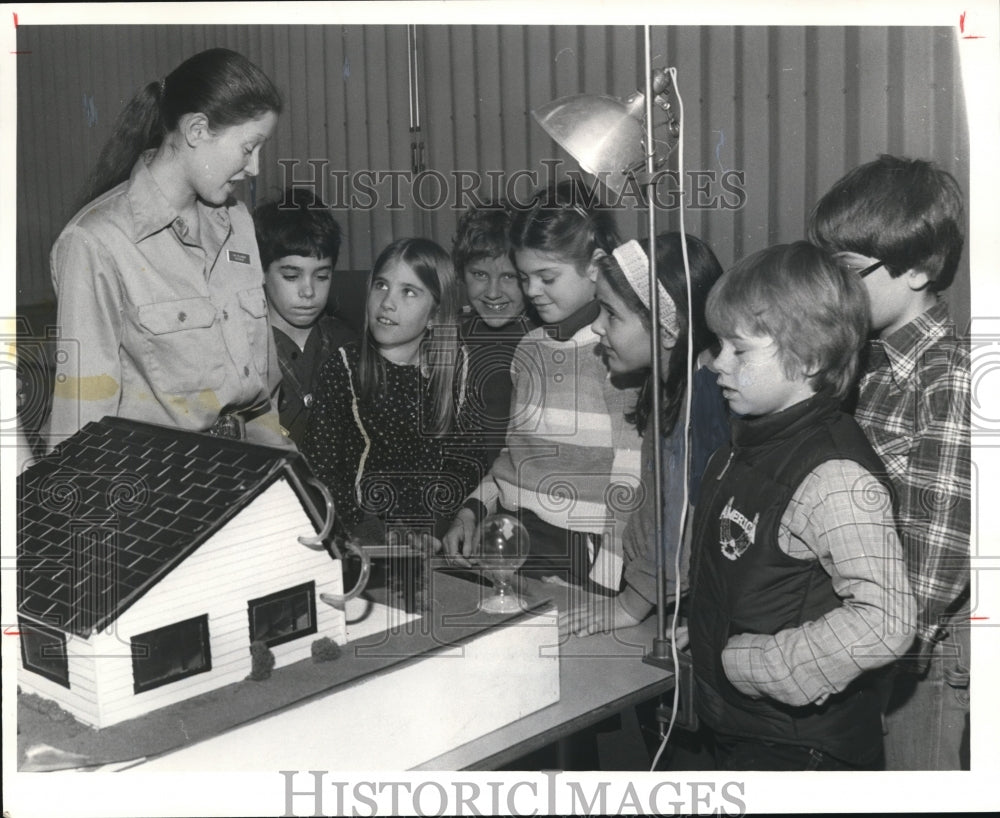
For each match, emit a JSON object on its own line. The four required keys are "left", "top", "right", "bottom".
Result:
{"left": 80, "top": 48, "right": 282, "bottom": 206}
{"left": 598, "top": 232, "right": 724, "bottom": 435}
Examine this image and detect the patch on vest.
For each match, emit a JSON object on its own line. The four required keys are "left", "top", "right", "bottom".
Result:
{"left": 719, "top": 496, "right": 758, "bottom": 561}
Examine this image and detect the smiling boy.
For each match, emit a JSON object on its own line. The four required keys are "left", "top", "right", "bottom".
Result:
{"left": 689, "top": 242, "right": 916, "bottom": 771}
{"left": 452, "top": 203, "right": 536, "bottom": 470}
{"left": 253, "top": 188, "right": 355, "bottom": 444}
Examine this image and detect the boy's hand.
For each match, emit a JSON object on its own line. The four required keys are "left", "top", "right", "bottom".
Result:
{"left": 559, "top": 595, "right": 642, "bottom": 637}
{"left": 441, "top": 508, "right": 477, "bottom": 568}
{"left": 673, "top": 624, "right": 690, "bottom": 651}
{"left": 381, "top": 528, "right": 438, "bottom": 557}
{"left": 421, "top": 532, "right": 441, "bottom": 554}
{"left": 558, "top": 586, "right": 658, "bottom": 637}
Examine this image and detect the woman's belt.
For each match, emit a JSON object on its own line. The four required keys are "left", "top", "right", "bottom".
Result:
{"left": 206, "top": 400, "right": 272, "bottom": 440}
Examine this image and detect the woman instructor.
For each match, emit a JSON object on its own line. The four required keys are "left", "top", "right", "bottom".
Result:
{"left": 45, "top": 48, "right": 286, "bottom": 449}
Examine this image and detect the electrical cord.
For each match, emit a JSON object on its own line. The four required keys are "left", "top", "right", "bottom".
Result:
{"left": 649, "top": 64, "right": 691, "bottom": 773}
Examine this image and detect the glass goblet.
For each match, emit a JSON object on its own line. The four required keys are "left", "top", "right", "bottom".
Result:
{"left": 475, "top": 513, "right": 529, "bottom": 614}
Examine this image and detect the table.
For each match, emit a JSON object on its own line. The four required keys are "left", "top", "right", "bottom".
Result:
{"left": 417, "top": 578, "right": 676, "bottom": 770}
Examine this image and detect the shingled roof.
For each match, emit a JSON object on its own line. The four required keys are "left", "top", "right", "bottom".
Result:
{"left": 17, "top": 417, "right": 327, "bottom": 637}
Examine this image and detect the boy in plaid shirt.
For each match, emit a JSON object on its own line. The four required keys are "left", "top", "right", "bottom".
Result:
{"left": 809, "top": 155, "right": 971, "bottom": 770}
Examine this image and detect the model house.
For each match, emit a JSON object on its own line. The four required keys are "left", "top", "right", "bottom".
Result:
{"left": 17, "top": 417, "right": 346, "bottom": 729}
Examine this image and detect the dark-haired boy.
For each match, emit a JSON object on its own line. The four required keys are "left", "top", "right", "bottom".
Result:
{"left": 254, "top": 188, "right": 356, "bottom": 444}
{"left": 809, "top": 154, "right": 971, "bottom": 770}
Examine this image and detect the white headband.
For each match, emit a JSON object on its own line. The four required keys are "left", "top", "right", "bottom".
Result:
{"left": 611, "top": 239, "right": 679, "bottom": 337}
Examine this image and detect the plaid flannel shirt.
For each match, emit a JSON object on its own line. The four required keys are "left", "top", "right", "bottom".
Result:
{"left": 721, "top": 459, "right": 916, "bottom": 706}
{"left": 854, "top": 299, "right": 971, "bottom": 670}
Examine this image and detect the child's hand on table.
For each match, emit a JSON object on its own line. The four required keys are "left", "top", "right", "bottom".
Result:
{"left": 559, "top": 594, "right": 643, "bottom": 637}
{"left": 560, "top": 585, "right": 656, "bottom": 637}
{"left": 440, "top": 507, "right": 477, "bottom": 567}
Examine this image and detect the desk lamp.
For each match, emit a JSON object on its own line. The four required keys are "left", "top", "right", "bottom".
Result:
{"left": 533, "top": 27, "right": 688, "bottom": 673}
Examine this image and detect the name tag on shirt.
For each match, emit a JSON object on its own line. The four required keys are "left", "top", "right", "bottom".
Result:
{"left": 228, "top": 250, "right": 251, "bottom": 265}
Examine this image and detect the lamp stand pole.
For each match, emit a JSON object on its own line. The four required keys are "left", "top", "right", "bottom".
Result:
{"left": 641, "top": 25, "right": 672, "bottom": 668}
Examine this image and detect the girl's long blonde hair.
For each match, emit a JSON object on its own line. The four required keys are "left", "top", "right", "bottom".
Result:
{"left": 359, "top": 238, "right": 461, "bottom": 436}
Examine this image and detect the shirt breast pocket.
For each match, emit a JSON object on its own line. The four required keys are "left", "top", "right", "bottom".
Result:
{"left": 138, "top": 297, "right": 225, "bottom": 392}
{"left": 237, "top": 287, "right": 270, "bottom": 376}
{"left": 870, "top": 432, "right": 910, "bottom": 483}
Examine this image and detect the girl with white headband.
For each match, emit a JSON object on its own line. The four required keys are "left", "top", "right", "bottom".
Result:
{"left": 564, "top": 232, "right": 729, "bottom": 636}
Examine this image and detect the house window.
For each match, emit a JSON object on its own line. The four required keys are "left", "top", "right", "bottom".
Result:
{"left": 131, "top": 614, "right": 211, "bottom": 694}
{"left": 20, "top": 620, "right": 70, "bottom": 688}
{"left": 247, "top": 581, "right": 316, "bottom": 647}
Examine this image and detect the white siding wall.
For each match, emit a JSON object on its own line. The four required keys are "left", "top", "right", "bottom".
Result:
{"left": 17, "top": 630, "right": 102, "bottom": 726}
{"left": 22, "top": 478, "right": 346, "bottom": 729}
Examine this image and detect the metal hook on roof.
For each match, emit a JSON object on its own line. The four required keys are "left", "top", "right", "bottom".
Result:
{"left": 319, "top": 538, "right": 372, "bottom": 609}
{"left": 297, "top": 477, "right": 372, "bottom": 607}
{"left": 298, "top": 477, "right": 338, "bottom": 554}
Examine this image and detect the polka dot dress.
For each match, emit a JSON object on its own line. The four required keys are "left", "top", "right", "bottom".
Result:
{"left": 302, "top": 342, "right": 479, "bottom": 536}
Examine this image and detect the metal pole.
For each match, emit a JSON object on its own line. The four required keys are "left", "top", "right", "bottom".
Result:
{"left": 643, "top": 26, "right": 670, "bottom": 662}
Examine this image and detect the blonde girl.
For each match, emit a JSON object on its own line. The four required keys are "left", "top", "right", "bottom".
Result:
{"left": 303, "top": 238, "right": 478, "bottom": 543}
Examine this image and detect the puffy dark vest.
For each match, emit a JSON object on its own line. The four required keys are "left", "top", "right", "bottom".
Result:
{"left": 689, "top": 392, "right": 888, "bottom": 763}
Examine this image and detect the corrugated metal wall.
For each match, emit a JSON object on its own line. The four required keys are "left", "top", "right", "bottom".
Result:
{"left": 16, "top": 24, "right": 969, "bottom": 328}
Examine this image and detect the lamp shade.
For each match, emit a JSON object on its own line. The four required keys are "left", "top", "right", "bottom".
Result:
{"left": 532, "top": 94, "right": 646, "bottom": 196}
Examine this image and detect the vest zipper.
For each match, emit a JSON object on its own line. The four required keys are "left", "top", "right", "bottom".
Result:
{"left": 716, "top": 448, "right": 735, "bottom": 481}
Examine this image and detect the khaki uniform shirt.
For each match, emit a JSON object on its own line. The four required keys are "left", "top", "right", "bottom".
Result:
{"left": 45, "top": 154, "right": 284, "bottom": 449}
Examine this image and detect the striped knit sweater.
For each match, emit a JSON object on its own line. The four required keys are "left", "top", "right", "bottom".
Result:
{"left": 468, "top": 303, "right": 643, "bottom": 535}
